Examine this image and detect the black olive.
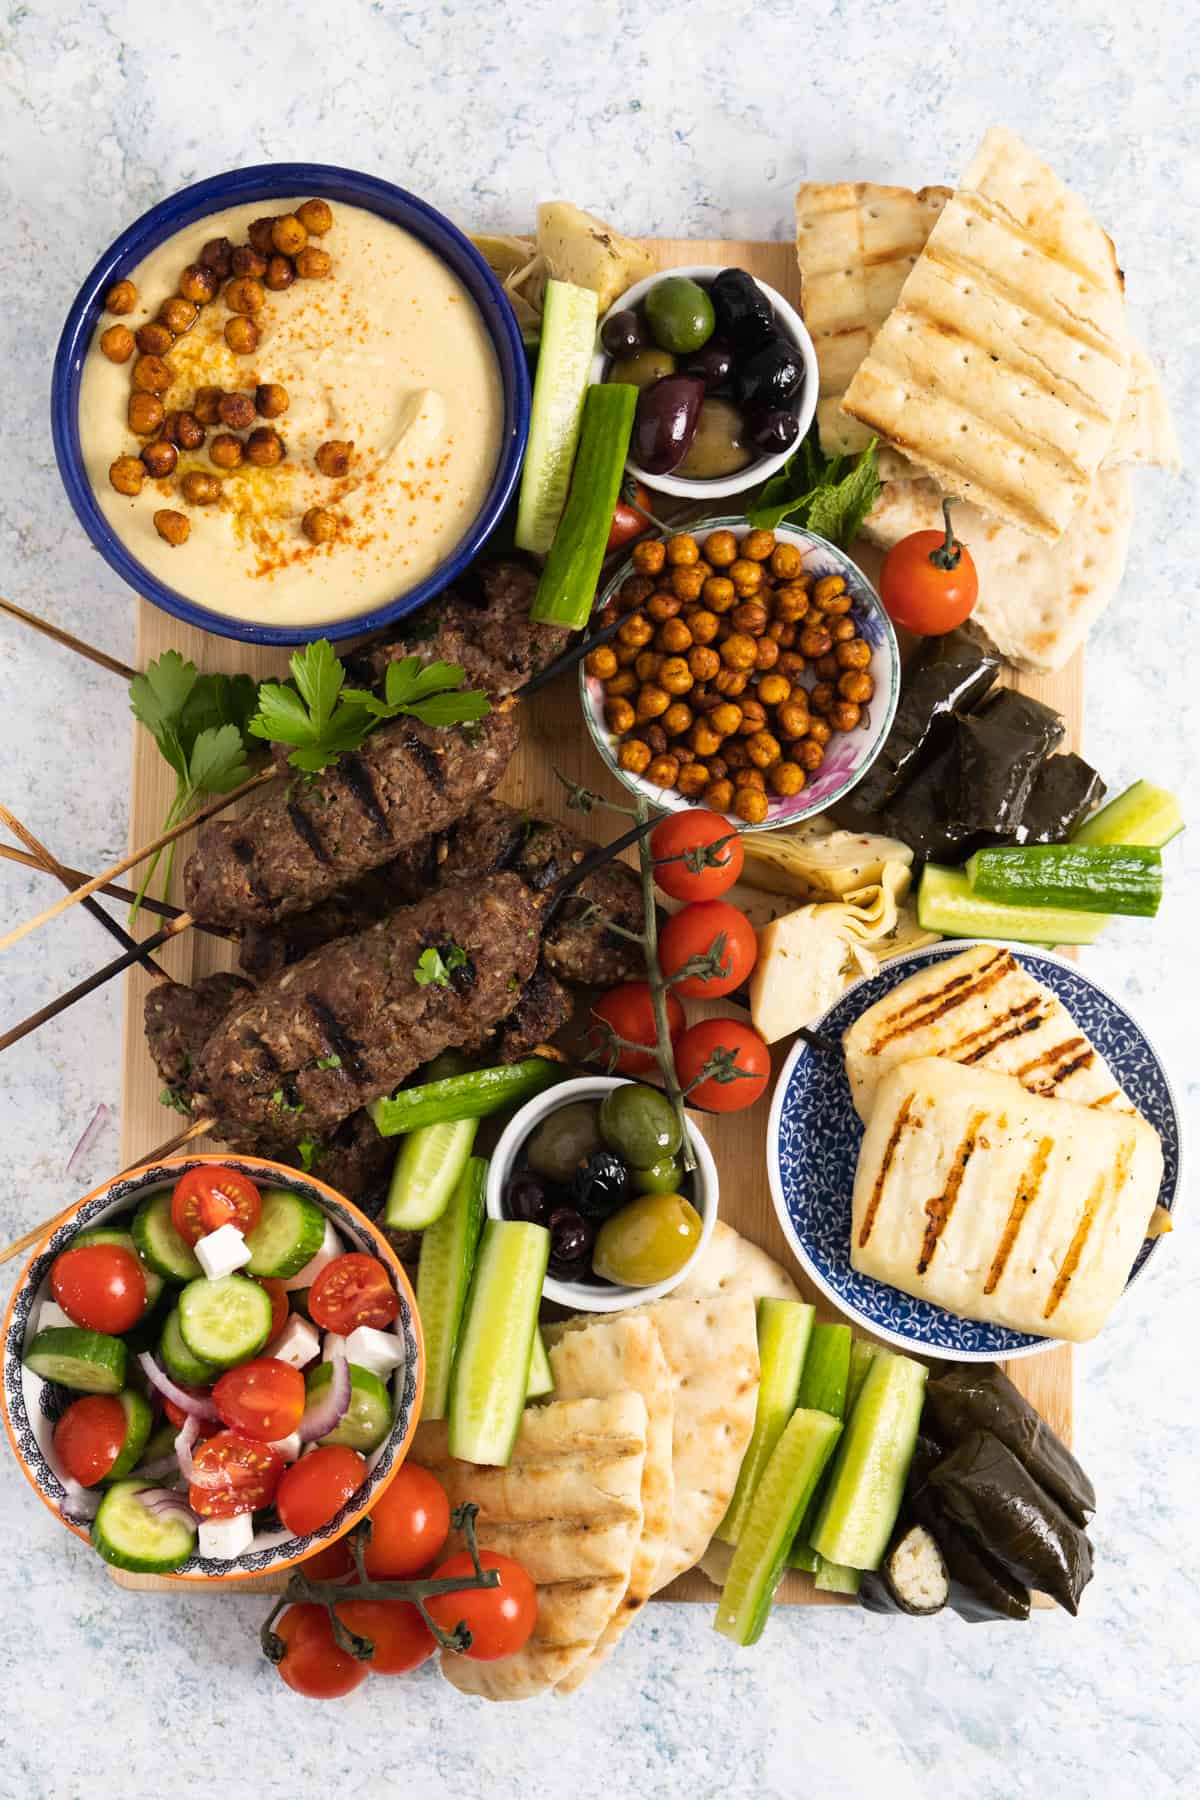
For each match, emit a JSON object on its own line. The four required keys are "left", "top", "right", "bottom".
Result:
{"left": 633, "top": 374, "right": 705, "bottom": 475}
{"left": 571, "top": 1149, "right": 632, "bottom": 1219}
{"left": 601, "top": 308, "right": 648, "bottom": 359}
{"left": 683, "top": 340, "right": 734, "bottom": 390}
{"left": 736, "top": 340, "right": 805, "bottom": 415}
{"left": 548, "top": 1207, "right": 594, "bottom": 1274}
{"left": 747, "top": 406, "right": 802, "bottom": 455}
{"left": 505, "top": 1171, "right": 551, "bottom": 1225}
{"left": 709, "top": 268, "right": 775, "bottom": 354}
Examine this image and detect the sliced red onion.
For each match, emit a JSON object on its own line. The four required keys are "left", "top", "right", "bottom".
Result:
{"left": 137, "top": 1352, "right": 218, "bottom": 1421}
{"left": 172, "top": 1417, "right": 224, "bottom": 1490}
{"left": 298, "top": 1351, "right": 351, "bottom": 1443}
{"left": 136, "top": 1486, "right": 199, "bottom": 1527}
{"left": 129, "top": 1449, "right": 180, "bottom": 1482}
{"left": 60, "top": 1486, "right": 100, "bottom": 1524}
{"left": 66, "top": 1102, "right": 111, "bottom": 1179}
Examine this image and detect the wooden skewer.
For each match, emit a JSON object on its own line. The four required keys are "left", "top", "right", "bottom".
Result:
{"left": 0, "top": 843, "right": 236, "bottom": 939}
{"left": 0, "top": 913, "right": 194, "bottom": 1053}
{"left": 0, "top": 806, "right": 170, "bottom": 981}
{"left": 0, "top": 594, "right": 138, "bottom": 682}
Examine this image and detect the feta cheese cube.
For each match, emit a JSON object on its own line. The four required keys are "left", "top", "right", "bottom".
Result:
{"left": 282, "top": 1217, "right": 345, "bottom": 1292}
{"left": 194, "top": 1223, "right": 251, "bottom": 1280}
{"left": 198, "top": 1512, "right": 254, "bottom": 1559}
{"left": 38, "top": 1300, "right": 75, "bottom": 1332}
{"left": 344, "top": 1325, "right": 406, "bottom": 1381}
{"left": 321, "top": 1333, "right": 349, "bottom": 1363}
{"left": 268, "top": 1315, "right": 321, "bottom": 1370}
{"left": 269, "top": 1432, "right": 303, "bottom": 1463}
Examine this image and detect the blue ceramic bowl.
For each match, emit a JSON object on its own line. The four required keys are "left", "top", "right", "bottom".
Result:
{"left": 51, "top": 163, "right": 530, "bottom": 647}
{"left": 767, "top": 941, "right": 1182, "bottom": 1361}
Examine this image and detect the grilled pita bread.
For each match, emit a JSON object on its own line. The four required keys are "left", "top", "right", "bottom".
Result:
{"left": 851, "top": 1058, "right": 1163, "bottom": 1342}
{"left": 546, "top": 1317, "right": 673, "bottom": 1693}
{"left": 410, "top": 1393, "right": 646, "bottom": 1701}
{"left": 839, "top": 128, "right": 1130, "bottom": 540}
{"left": 673, "top": 1219, "right": 802, "bottom": 1303}
{"left": 860, "top": 466, "right": 1134, "bottom": 673}
{"left": 842, "top": 943, "right": 1136, "bottom": 1123}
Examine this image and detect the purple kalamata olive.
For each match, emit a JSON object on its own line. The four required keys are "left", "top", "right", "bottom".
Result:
{"left": 747, "top": 407, "right": 801, "bottom": 456}
{"left": 548, "top": 1207, "right": 595, "bottom": 1275}
{"left": 601, "top": 308, "right": 648, "bottom": 358}
{"left": 683, "top": 340, "right": 734, "bottom": 390}
{"left": 736, "top": 339, "right": 805, "bottom": 414}
{"left": 505, "top": 1171, "right": 551, "bottom": 1226}
{"left": 634, "top": 374, "right": 705, "bottom": 476}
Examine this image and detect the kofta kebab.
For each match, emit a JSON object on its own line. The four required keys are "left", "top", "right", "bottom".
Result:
{"left": 0, "top": 563, "right": 652, "bottom": 1197}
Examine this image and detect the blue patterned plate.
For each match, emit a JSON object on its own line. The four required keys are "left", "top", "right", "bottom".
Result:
{"left": 767, "top": 941, "right": 1182, "bottom": 1361}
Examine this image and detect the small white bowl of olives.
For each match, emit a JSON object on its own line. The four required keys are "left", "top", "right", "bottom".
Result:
{"left": 590, "top": 264, "right": 818, "bottom": 499}
{"left": 486, "top": 1075, "right": 719, "bottom": 1312}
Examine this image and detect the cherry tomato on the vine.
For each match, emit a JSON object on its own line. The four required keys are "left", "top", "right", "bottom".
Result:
{"left": 879, "top": 497, "right": 978, "bottom": 636}
{"left": 170, "top": 1165, "right": 262, "bottom": 1246}
{"left": 308, "top": 1254, "right": 399, "bottom": 1334}
{"left": 425, "top": 1550, "right": 537, "bottom": 1661}
{"left": 674, "top": 1018, "right": 770, "bottom": 1113}
{"left": 335, "top": 1598, "right": 436, "bottom": 1675}
{"left": 361, "top": 1463, "right": 451, "bottom": 1579}
{"left": 54, "top": 1395, "right": 127, "bottom": 1486}
{"left": 273, "top": 1602, "right": 369, "bottom": 1699}
{"left": 588, "top": 981, "right": 685, "bottom": 1076}
{"left": 658, "top": 901, "right": 757, "bottom": 999}
{"left": 650, "top": 810, "right": 744, "bottom": 902}
{"left": 51, "top": 1243, "right": 146, "bottom": 1334}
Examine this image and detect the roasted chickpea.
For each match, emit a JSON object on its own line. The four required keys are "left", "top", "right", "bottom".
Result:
{"left": 810, "top": 681, "right": 835, "bottom": 715}
{"left": 766, "top": 620, "right": 796, "bottom": 648}
{"left": 665, "top": 533, "right": 699, "bottom": 566}
{"left": 131, "top": 354, "right": 172, "bottom": 395}
{"left": 745, "top": 730, "right": 782, "bottom": 770}
{"left": 729, "top": 600, "right": 766, "bottom": 637}
{"left": 768, "top": 542, "right": 803, "bottom": 580}
{"left": 302, "top": 506, "right": 338, "bottom": 545}
{"left": 172, "top": 410, "right": 206, "bottom": 451}
{"left": 737, "top": 698, "right": 768, "bottom": 734}
{"left": 247, "top": 217, "right": 278, "bottom": 254}
{"left": 832, "top": 617, "right": 858, "bottom": 644}
{"left": 773, "top": 584, "right": 811, "bottom": 624}
{"left": 645, "top": 591, "right": 681, "bottom": 624}
{"left": 218, "top": 391, "right": 256, "bottom": 430}
{"left": 127, "top": 392, "right": 165, "bottom": 436}
{"left": 180, "top": 470, "right": 222, "bottom": 505}
{"left": 231, "top": 245, "right": 268, "bottom": 280}
{"left": 644, "top": 724, "right": 669, "bottom": 756}
{"left": 135, "top": 322, "right": 175, "bottom": 357}
{"left": 178, "top": 263, "right": 219, "bottom": 305}
{"left": 830, "top": 700, "right": 862, "bottom": 732}
{"left": 659, "top": 656, "right": 694, "bottom": 697}
{"left": 689, "top": 721, "right": 724, "bottom": 759}
{"left": 636, "top": 684, "right": 670, "bottom": 724}
{"left": 741, "top": 528, "right": 776, "bottom": 562}
{"left": 605, "top": 696, "right": 636, "bottom": 734}
{"left": 797, "top": 736, "right": 826, "bottom": 771}
{"left": 105, "top": 279, "right": 137, "bottom": 315}
{"left": 160, "top": 296, "right": 200, "bottom": 337}
{"left": 631, "top": 538, "right": 666, "bottom": 577}
{"left": 836, "top": 636, "right": 872, "bottom": 670}
{"left": 768, "top": 760, "right": 806, "bottom": 798}
{"left": 297, "top": 198, "right": 334, "bottom": 235}
{"left": 140, "top": 438, "right": 178, "bottom": 479}
{"left": 108, "top": 454, "right": 145, "bottom": 496}
{"left": 595, "top": 602, "right": 619, "bottom": 630}
{"left": 270, "top": 214, "right": 309, "bottom": 257}
{"left": 720, "top": 632, "right": 758, "bottom": 672}
{"left": 614, "top": 642, "right": 639, "bottom": 668}
{"left": 815, "top": 653, "right": 840, "bottom": 682}
{"left": 675, "top": 744, "right": 696, "bottom": 768}
{"left": 225, "top": 276, "right": 265, "bottom": 315}
{"left": 754, "top": 638, "right": 779, "bottom": 672}
{"left": 617, "top": 612, "right": 653, "bottom": 650}
{"left": 702, "top": 574, "right": 736, "bottom": 613}
{"left": 153, "top": 508, "right": 190, "bottom": 546}
{"left": 315, "top": 439, "right": 354, "bottom": 478}
{"left": 265, "top": 254, "right": 296, "bottom": 292}
{"left": 812, "top": 573, "right": 846, "bottom": 609}
{"left": 585, "top": 645, "right": 618, "bottom": 681}
{"left": 209, "top": 433, "right": 243, "bottom": 470}
{"left": 245, "top": 426, "right": 285, "bottom": 468}
{"left": 99, "top": 324, "right": 135, "bottom": 363}
{"left": 756, "top": 671, "right": 791, "bottom": 711}
{"left": 729, "top": 558, "right": 763, "bottom": 596}
{"left": 194, "top": 386, "right": 224, "bottom": 425}
{"left": 677, "top": 762, "right": 710, "bottom": 798}
{"left": 646, "top": 754, "right": 681, "bottom": 788}
{"left": 722, "top": 738, "right": 751, "bottom": 772}
{"left": 618, "top": 737, "right": 652, "bottom": 775}
{"left": 703, "top": 529, "right": 738, "bottom": 568}
{"left": 199, "top": 236, "right": 234, "bottom": 278}
{"left": 662, "top": 700, "right": 693, "bottom": 736}
{"left": 224, "top": 316, "right": 260, "bottom": 355}
{"left": 658, "top": 617, "right": 693, "bottom": 655}
{"left": 799, "top": 623, "right": 834, "bottom": 658}
{"left": 820, "top": 589, "right": 853, "bottom": 617}
{"left": 688, "top": 646, "right": 720, "bottom": 683}
{"left": 620, "top": 573, "right": 654, "bottom": 612}
{"left": 605, "top": 669, "right": 637, "bottom": 699}
{"left": 735, "top": 786, "right": 769, "bottom": 824}
{"left": 714, "top": 667, "right": 748, "bottom": 698}
{"left": 838, "top": 670, "right": 875, "bottom": 705}
{"left": 687, "top": 610, "right": 720, "bottom": 646}
{"left": 635, "top": 650, "right": 663, "bottom": 684}
{"left": 295, "top": 246, "right": 332, "bottom": 280}
{"left": 255, "top": 382, "right": 289, "bottom": 420}
{"left": 703, "top": 779, "right": 735, "bottom": 812}
{"left": 778, "top": 650, "right": 807, "bottom": 682}
{"left": 776, "top": 700, "right": 811, "bottom": 742}
{"left": 670, "top": 565, "right": 706, "bottom": 604}
{"left": 708, "top": 702, "right": 743, "bottom": 738}
{"left": 707, "top": 755, "right": 729, "bottom": 782}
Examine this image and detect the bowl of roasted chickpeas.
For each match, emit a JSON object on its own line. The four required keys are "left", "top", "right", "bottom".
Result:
{"left": 580, "top": 519, "right": 900, "bottom": 830}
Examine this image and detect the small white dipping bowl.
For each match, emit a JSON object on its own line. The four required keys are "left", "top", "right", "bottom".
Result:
{"left": 589, "top": 264, "right": 818, "bottom": 500}
{"left": 485, "top": 1076, "right": 718, "bottom": 1312}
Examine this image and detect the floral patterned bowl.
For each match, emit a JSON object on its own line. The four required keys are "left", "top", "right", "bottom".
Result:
{"left": 2, "top": 1154, "right": 423, "bottom": 1581}
{"left": 579, "top": 516, "right": 899, "bottom": 832}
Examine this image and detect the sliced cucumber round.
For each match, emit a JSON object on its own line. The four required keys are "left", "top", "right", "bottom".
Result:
{"left": 92, "top": 1479, "right": 196, "bottom": 1573}
{"left": 243, "top": 1188, "right": 327, "bottom": 1280}
{"left": 177, "top": 1275, "right": 273, "bottom": 1370}
{"left": 132, "top": 1190, "right": 202, "bottom": 1283}
{"left": 24, "top": 1326, "right": 126, "bottom": 1393}
{"left": 106, "top": 1390, "right": 155, "bottom": 1481}
{"left": 159, "top": 1307, "right": 219, "bottom": 1386}
{"left": 74, "top": 1226, "right": 165, "bottom": 1310}
{"left": 306, "top": 1360, "right": 393, "bottom": 1453}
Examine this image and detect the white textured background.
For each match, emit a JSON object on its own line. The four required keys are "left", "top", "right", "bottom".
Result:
{"left": 1, "top": 3, "right": 1197, "bottom": 1796}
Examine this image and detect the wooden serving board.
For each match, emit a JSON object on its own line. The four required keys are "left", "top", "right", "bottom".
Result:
{"left": 114, "top": 239, "right": 1078, "bottom": 1599}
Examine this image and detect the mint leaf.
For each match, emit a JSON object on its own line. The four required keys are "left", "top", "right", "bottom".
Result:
{"left": 747, "top": 425, "right": 879, "bottom": 545}
{"left": 804, "top": 443, "right": 880, "bottom": 547}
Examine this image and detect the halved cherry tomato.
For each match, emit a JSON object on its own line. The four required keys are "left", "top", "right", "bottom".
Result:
{"left": 51, "top": 1243, "right": 146, "bottom": 1334}
{"left": 164, "top": 1393, "right": 222, "bottom": 1439}
{"left": 54, "top": 1394, "right": 127, "bottom": 1486}
{"left": 658, "top": 901, "right": 757, "bottom": 999}
{"left": 606, "top": 482, "right": 652, "bottom": 553}
{"left": 362, "top": 1464, "right": 450, "bottom": 1580}
{"left": 674, "top": 1018, "right": 770, "bottom": 1113}
{"left": 426, "top": 1550, "right": 537, "bottom": 1661}
{"left": 588, "top": 981, "right": 685, "bottom": 1076}
{"left": 335, "top": 1597, "right": 435, "bottom": 1675}
{"left": 650, "top": 810, "right": 744, "bottom": 902}
{"left": 276, "top": 1444, "right": 367, "bottom": 1536}
{"left": 213, "top": 1358, "right": 306, "bottom": 1443}
{"left": 879, "top": 496, "right": 978, "bottom": 635}
{"left": 256, "top": 1277, "right": 290, "bottom": 1342}
{"left": 170, "top": 1165, "right": 262, "bottom": 1246}
{"left": 308, "top": 1254, "right": 399, "bottom": 1333}
{"left": 273, "top": 1602, "right": 369, "bottom": 1699}
{"left": 187, "top": 1429, "right": 284, "bottom": 1519}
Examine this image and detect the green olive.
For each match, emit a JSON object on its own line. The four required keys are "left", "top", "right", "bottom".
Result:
{"left": 526, "top": 1101, "right": 602, "bottom": 1184}
{"left": 633, "top": 1156, "right": 682, "bottom": 1194}
{"left": 593, "top": 1193, "right": 703, "bottom": 1286}
{"left": 675, "top": 397, "right": 754, "bottom": 480}
{"left": 643, "top": 277, "right": 716, "bottom": 355}
{"left": 599, "top": 1083, "right": 682, "bottom": 1167}
{"left": 609, "top": 347, "right": 676, "bottom": 391}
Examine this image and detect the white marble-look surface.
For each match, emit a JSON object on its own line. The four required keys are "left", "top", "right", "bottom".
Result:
{"left": 1, "top": 4, "right": 1197, "bottom": 1796}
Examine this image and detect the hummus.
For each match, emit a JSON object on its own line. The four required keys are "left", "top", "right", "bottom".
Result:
{"left": 80, "top": 198, "right": 504, "bottom": 628}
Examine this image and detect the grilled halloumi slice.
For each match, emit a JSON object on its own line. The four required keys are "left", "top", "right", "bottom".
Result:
{"left": 851, "top": 1059, "right": 1164, "bottom": 1343}
{"left": 843, "top": 944, "right": 1135, "bottom": 1122}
